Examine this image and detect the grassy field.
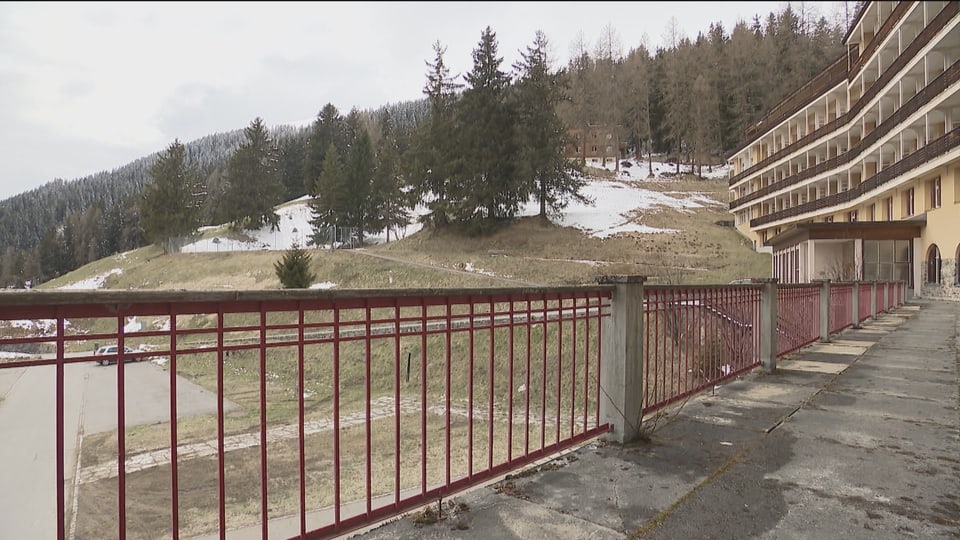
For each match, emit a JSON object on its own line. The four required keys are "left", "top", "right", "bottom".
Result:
{"left": 40, "top": 175, "right": 768, "bottom": 293}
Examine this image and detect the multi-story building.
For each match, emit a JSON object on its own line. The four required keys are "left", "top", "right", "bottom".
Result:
{"left": 727, "top": 1, "right": 959, "bottom": 299}
{"left": 565, "top": 124, "right": 625, "bottom": 170}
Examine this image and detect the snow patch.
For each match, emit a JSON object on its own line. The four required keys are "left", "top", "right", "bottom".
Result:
{"left": 59, "top": 268, "right": 123, "bottom": 290}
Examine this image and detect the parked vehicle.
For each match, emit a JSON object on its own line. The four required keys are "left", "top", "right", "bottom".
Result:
{"left": 94, "top": 345, "right": 138, "bottom": 366}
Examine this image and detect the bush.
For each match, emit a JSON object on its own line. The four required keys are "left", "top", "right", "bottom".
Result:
{"left": 274, "top": 243, "right": 316, "bottom": 288}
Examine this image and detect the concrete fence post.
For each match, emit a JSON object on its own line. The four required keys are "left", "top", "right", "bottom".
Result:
{"left": 852, "top": 281, "right": 861, "bottom": 329}
{"left": 870, "top": 281, "right": 878, "bottom": 319}
{"left": 752, "top": 278, "right": 779, "bottom": 373}
{"left": 597, "top": 275, "right": 646, "bottom": 444}
{"left": 813, "top": 279, "right": 831, "bottom": 342}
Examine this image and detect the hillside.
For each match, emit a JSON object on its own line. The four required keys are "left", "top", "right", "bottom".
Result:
{"left": 40, "top": 158, "right": 770, "bottom": 292}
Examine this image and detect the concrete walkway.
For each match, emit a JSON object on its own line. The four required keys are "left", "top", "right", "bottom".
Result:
{"left": 352, "top": 299, "right": 960, "bottom": 540}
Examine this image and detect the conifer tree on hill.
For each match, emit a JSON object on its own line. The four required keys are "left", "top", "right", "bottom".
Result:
{"left": 453, "top": 26, "right": 523, "bottom": 227}
{"left": 222, "top": 117, "right": 281, "bottom": 231}
{"left": 404, "top": 40, "right": 462, "bottom": 228}
{"left": 514, "top": 30, "right": 591, "bottom": 220}
{"left": 308, "top": 142, "right": 345, "bottom": 247}
{"left": 141, "top": 139, "right": 201, "bottom": 253}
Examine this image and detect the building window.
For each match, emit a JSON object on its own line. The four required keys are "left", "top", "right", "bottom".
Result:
{"left": 926, "top": 244, "right": 942, "bottom": 284}
{"left": 848, "top": 210, "right": 858, "bottom": 222}
{"left": 904, "top": 188, "right": 915, "bottom": 217}
{"left": 929, "top": 177, "right": 941, "bottom": 209}
{"left": 868, "top": 204, "right": 876, "bottom": 221}
{"left": 885, "top": 197, "right": 894, "bottom": 220}
{"left": 824, "top": 215, "right": 834, "bottom": 223}
{"left": 864, "top": 240, "right": 912, "bottom": 286}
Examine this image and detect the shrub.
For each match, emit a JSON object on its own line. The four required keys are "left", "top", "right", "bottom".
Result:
{"left": 274, "top": 243, "right": 316, "bottom": 288}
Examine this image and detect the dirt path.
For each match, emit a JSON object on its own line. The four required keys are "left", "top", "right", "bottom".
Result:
{"left": 350, "top": 249, "right": 543, "bottom": 286}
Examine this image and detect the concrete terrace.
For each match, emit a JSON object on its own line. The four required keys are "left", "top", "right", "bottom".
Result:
{"left": 350, "top": 299, "right": 960, "bottom": 540}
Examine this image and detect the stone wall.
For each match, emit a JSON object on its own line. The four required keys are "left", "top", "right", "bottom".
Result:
{"left": 921, "top": 257, "right": 960, "bottom": 301}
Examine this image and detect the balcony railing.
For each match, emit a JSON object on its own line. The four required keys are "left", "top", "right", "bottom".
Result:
{"left": 731, "top": 60, "right": 960, "bottom": 210}
{"left": 729, "top": 1, "right": 958, "bottom": 189}
{"left": 750, "top": 126, "right": 960, "bottom": 227}
{"left": 0, "top": 280, "right": 909, "bottom": 539}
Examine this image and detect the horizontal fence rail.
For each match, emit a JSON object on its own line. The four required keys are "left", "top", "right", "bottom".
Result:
{"left": 0, "top": 279, "right": 906, "bottom": 539}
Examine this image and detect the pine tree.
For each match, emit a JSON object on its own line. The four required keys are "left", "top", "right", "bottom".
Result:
{"left": 514, "top": 30, "right": 591, "bottom": 220}
{"left": 308, "top": 142, "right": 345, "bottom": 247}
{"left": 405, "top": 40, "right": 462, "bottom": 228}
{"left": 303, "top": 104, "right": 346, "bottom": 195}
{"left": 222, "top": 117, "right": 281, "bottom": 231}
{"left": 454, "top": 26, "right": 522, "bottom": 227}
{"left": 141, "top": 139, "right": 201, "bottom": 253}
{"left": 274, "top": 243, "right": 316, "bottom": 288}
{"left": 342, "top": 129, "right": 376, "bottom": 244}
{"left": 622, "top": 45, "right": 654, "bottom": 175}
{"left": 370, "top": 110, "right": 410, "bottom": 242}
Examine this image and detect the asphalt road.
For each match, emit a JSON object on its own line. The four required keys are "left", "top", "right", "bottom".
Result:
{"left": 0, "top": 358, "right": 228, "bottom": 540}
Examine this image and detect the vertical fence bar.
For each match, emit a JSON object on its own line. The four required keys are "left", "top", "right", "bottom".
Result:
{"left": 508, "top": 297, "right": 515, "bottom": 463}
{"left": 488, "top": 298, "right": 494, "bottom": 470}
{"left": 216, "top": 308, "right": 225, "bottom": 540}
{"left": 571, "top": 295, "right": 578, "bottom": 438}
{"left": 556, "top": 297, "right": 562, "bottom": 447}
{"left": 445, "top": 301, "right": 452, "bottom": 488}
{"left": 595, "top": 293, "right": 603, "bottom": 430}
{"left": 540, "top": 298, "right": 547, "bottom": 451}
{"left": 394, "top": 300, "right": 401, "bottom": 507}
{"left": 525, "top": 296, "right": 531, "bottom": 455}
{"left": 259, "top": 306, "right": 268, "bottom": 539}
{"left": 116, "top": 311, "right": 127, "bottom": 539}
{"left": 365, "top": 301, "right": 372, "bottom": 516}
{"left": 468, "top": 299, "right": 474, "bottom": 478}
{"left": 333, "top": 304, "right": 341, "bottom": 525}
{"left": 297, "top": 304, "right": 306, "bottom": 537}
{"left": 169, "top": 307, "right": 180, "bottom": 540}
{"left": 852, "top": 282, "right": 861, "bottom": 329}
{"left": 583, "top": 295, "right": 590, "bottom": 433}
{"left": 420, "top": 299, "right": 427, "bottom": 496}
{"left": 56, "top": 311, "right": 65, "bottom": 540}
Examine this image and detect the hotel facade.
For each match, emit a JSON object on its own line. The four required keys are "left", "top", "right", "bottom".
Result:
{"left": 727, "top": 1, "right": 960, "bottom": 299}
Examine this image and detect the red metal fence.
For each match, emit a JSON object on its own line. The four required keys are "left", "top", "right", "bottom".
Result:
{"left": 642, "top": 285, "right": 761, "bottom": 414}
{"left": 0, "top": 280, "right": 906, "bottom": 539}
{"left": 776, "top": 285, "right": 821, "bottom": 356}
{"left": 0, "top": 288, "right": 611, "bottom": 540}
{"left": 829, "top": 284, "right": 854, "bottom": 335}
{"left": 858, "top": 283, "right": 873, "bottom": 323}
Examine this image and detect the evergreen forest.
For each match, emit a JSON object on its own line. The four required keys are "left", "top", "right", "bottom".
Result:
{"left": 0, "top": 5, "right": 850, "bottom": 288}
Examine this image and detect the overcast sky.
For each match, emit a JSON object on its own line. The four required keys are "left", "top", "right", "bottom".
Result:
{"left": 0, "top": 1, "right": 848, "bottom": 201}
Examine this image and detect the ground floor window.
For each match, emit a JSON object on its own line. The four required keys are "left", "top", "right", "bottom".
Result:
{"left": 863, "top": 239, "right": 912, "bottom": 286}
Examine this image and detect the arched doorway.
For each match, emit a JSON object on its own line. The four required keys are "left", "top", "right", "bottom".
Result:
{"left": 956, "top": 244, "right": 960, "bottom": 285}
{"left": 926, "top": 244, "right": 942, "bottom": 284}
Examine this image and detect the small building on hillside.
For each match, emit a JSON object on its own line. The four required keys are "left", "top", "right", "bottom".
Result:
{"left": 565, "top": 124, "right": 626, "bottom": 171}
